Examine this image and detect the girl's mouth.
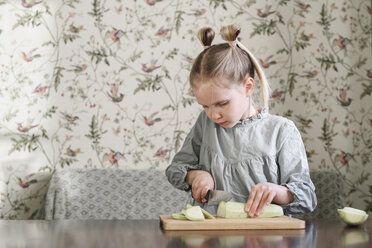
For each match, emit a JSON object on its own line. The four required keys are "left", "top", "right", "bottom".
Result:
{"left": 218, "top": 121, "right": 228, "bottom": 126}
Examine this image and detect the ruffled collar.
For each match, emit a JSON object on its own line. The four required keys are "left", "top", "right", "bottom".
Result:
{"left": 236, "top": 107, "right": 268, "bottom": 126}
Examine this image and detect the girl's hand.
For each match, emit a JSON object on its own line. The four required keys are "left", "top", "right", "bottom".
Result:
{"left": 186, "top": 170, "right": 214, "bottom": 203}
{"left": 245, "top": 182, "right": 294, "bottom": 217}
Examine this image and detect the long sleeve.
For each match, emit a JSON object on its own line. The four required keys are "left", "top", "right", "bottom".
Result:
{"left": 277, "top": 122, "right": 317, "bottom": 215}
{"left": 165, "top": 112, "right": 204, "bottom": 191}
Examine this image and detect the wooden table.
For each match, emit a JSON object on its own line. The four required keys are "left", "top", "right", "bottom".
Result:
{"left": 0, "top": 218, "right": 371, "bottom": 248}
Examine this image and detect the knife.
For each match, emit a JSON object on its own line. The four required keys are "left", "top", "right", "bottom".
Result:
{"left": 205, "top": 189, "right": 233, "bottom": 205}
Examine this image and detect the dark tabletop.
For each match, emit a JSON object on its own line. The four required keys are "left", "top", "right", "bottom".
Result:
{"left": 0, "top": 218, "right": 371, "bottom": 248}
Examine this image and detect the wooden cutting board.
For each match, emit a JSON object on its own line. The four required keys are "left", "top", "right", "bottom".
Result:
{"left": 160, "top": 215, "right": 305, "bottom": 230}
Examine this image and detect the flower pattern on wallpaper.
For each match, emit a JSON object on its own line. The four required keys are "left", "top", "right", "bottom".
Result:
{"left": 0, "top": 0, "right": 371, "bottom": 219}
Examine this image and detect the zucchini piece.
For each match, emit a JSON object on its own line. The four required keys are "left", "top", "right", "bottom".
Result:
{"left": 338, "top": 207, "right": 368, "bottom": 225}
{"left": 171, "top": 212, "right": 187, "bottom": 220}
{"left": 184, "top": 206, "right": 205, "bottom": 221}
{"left": 217, "top": 201, "right": 226, "bottom": 218}
{"left": 201, "top": 207, "right": 216, "bottom": 219}
{"left": 187, "top": 204, "right": 215, "bottom": 219}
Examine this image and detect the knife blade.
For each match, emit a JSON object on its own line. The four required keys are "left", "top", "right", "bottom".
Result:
{"left": 205, "top": 189, "right": 233, "bottom": 205}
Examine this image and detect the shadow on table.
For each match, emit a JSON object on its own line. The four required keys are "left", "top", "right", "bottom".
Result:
{"left": 164, "top": 223, "right": 317, "bottom": 248}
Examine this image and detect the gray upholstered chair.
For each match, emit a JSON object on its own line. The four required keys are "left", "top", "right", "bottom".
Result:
{"left": 43, "top": 168, "right": 192, "bottom": 220}
{"left": 294, "top": 170, "right": 345, "bottom": 219}
{"left": 42, "top": 168, "right": 343, "bottom": 220}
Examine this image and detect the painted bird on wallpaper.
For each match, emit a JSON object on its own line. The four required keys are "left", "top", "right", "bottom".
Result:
{"left": 105, "top": 27, "right": 125, "bottom": 43}
{"left": 107, "top": 82, "right": 124, "bottom": 103}
{"left": 366, "top": 5, "right": 372, "bottom": 15}
{"left": 333, "top": 35, "right": 352, "bottom": 55}
{"left": 306, "top": 149, "right": 316, "bottom": 159}
{"left": 154, "top": 147, "right": 170, "bottom": 158}
{"left": 300, "top": 70, "right": 318, "bottom": 79}
{"left": 107, "top": 93, "right": 124, "bottom": 103}
{"left": 114, "top": 4, "right": 123, "bottom": 14}
{"left": 259, "top": 55, "right": 276, "bottom": 69}
{"left": 295, "top": 115, "right": 312, "bottom": 127}
{"left": 17, "top": 121, "right": 39, "bottom": 132}
{"left": 65, "top": 146, "right": 81, "bottom": 157}
{"left": 366, "top": 69, "right": 372, "bottom": 79}
{"left": 67, "top": 64, "right": 87, "bottom": 73}
{"left": 155, "top": 27, "right": 171, "bottom": 37}
{"left": 271, "top": 88, "right": 285, "bottom": 99}
{"left": 60, "top": 111, "right": 79, "bottom": 124}
{"left": 337, "top": 88, "right": 352, "bottom": 107}
{"left": 69, "top": 23, "right": 84, "bottom": 33}
{"left": 103, "top": 149, "right": 125, "bottom": 167}
{"left": 187, "top": 9, "right": 207, "bottom": 17}
{"left": 335, "top": 151, "right": 354, "bottom": 171}
{"left": 294, "top": 0, "right": 311, "bottom": 12}
{"left": 145, "top": 0, "right": 159, "bottom": 6}
{"left": 32, "top": 84, "right": 49, "bottom": 95}
{"left": 21, "top": 0, "right": 43, "bottom": 8}
{"left": 16, "top": 175, "right": 38, "bottom": 188}
{"left": 299, "top": 32, "right": 315, "bottom": 41}
{"left": 143, "top": 112, "right": 162, "bottom": 126}
{"left": 257, "top": 5, "right": 275, "bottom": 18}
{"left": 142, "top": 60, "right": 161, "bottom": 73}
{"left": 21, "top": 48, "right": 41, "bottom": 62}
{"left": 340, "top": 14, "right": 348, "bottom": 23}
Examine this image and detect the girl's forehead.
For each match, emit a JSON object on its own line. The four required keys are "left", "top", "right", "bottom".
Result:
{"left": 193, "top": 80, "right": 242, "bottom": 103}
{"left": 192, "top": 77, "right": 240, "bottom": 93}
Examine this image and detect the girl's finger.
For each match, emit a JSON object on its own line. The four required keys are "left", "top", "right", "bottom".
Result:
{"left": 249, "top": 190, "right": 263, "bottom": 217}
{"left": 245, "top": 188, "right": 257, "bottom": 212}
{"left": 200, "top": 187, "right": 209, "bottom": 203}
{"left": 192, "top": 185, "right": 201, "bottom": 202}
{"left": 256, "top": 191, "right": 271, "bottom": 216}
{"left": 266, "top": 191, "right": 276, "bottom": 205}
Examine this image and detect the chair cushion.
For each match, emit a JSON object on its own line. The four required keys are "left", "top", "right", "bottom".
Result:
{"left": 44, "top": 168, "right": 192, "bottom": 220}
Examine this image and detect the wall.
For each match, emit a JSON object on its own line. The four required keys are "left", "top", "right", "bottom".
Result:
{"left": 0, "top": 0, "right": 371, "bottom": 219}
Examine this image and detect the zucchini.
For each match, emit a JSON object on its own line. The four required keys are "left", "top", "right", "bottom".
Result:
{"left": 217, "top": 201, "right": 283, "bottom": 218}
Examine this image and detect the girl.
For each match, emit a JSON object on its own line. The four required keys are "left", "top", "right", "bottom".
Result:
{"left": 166, "top": 24, "right": 317, "bottom": 217}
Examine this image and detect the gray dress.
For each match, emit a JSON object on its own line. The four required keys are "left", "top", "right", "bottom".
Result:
{"left": 165, "top": 108, "right": 317, "bottom": 215}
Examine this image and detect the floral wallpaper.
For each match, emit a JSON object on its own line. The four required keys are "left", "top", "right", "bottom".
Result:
{"left": 0, "top": 0, "right": 371, "bottom": 219}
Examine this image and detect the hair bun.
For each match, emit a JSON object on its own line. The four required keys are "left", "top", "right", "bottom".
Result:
{"left": 197, "top": 27, "right": 215, "bottom": 47}
{"left": 220, "top": 24, "right": 241, "bottom": 42}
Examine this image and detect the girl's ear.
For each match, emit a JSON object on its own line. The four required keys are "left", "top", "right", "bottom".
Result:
{"left": 242, "top": 75, "right": 255, "bottom": 96}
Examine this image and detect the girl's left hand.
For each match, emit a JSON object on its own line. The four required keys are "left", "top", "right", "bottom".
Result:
{"left": 245, "top": 182, "right": 294, "bottom": 217}
{"left": 244, "top": 182, "right": 278, "bottom": 217}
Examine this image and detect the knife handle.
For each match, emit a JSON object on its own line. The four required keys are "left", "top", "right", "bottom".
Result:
{"left": 205, "top": 190, "right": 210, "bottom": 202}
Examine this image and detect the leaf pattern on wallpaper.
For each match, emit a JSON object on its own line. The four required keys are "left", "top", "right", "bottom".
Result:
{"left": 0, "top": 0, "right": 371, "bottom": 219}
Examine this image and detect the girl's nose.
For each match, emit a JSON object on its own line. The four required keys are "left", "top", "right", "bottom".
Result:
{"left": 210, "top": 108, "right": 222, "bottom": 121}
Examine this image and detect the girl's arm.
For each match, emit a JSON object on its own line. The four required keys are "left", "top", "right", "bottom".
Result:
{"left": 276, "top": 122, "right": 317, "bottom": 214}
{"left": 165, "top": 112, "right": 205, "bottom": 191}
{"left": 245, "top": 121, "right": 316, "bottom": 217}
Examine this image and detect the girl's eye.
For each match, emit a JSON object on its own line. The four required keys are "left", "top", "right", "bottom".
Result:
{"left": 217, "top": 101, "right": 228, "bottom": 107}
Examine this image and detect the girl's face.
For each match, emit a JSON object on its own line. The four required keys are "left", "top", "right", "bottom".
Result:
{"left": 193, "top": 76, "right": 255, "bottom": 128}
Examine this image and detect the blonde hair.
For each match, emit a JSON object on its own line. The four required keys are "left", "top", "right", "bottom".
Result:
{"left": 190, "top": 24, "right": 271, "bottom": 109}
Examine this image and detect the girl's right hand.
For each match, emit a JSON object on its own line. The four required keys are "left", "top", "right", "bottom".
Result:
{"left": 186, "top": 170, "right": 214, "bottom": 203}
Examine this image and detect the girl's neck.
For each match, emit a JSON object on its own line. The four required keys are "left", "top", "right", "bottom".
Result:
{"left": 241, "top": 105, "right": 257, "bottom": 120}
